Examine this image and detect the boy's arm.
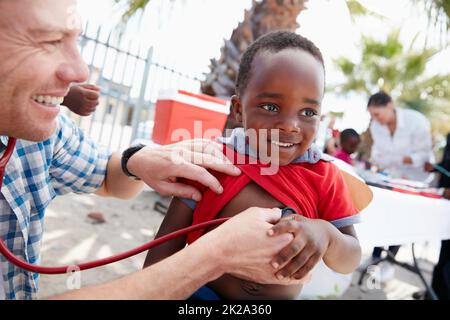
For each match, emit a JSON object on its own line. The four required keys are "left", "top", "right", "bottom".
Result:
{"left": 322, "top": 224, "right": 361, "bottom": 274}
{"left": 268, "top": 217, "right": 361, "bottom": 280}
{"left": 143, "top": 197, "right": 194, "bottom": 268}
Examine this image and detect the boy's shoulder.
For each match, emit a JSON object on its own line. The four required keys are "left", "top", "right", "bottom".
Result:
{"left": 291, "top": 156, "right": 339, "bottom": 179}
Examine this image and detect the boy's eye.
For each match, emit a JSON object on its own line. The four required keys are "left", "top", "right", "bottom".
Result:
{"left": 300, "top": 109, "right": 319, "bottom": 118}
{"left": 260, "top": 104, "right": 279, "bottom": 112}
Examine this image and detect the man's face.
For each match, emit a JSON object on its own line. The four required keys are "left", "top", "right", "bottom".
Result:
{"left": 368, "top": 102, "right": 394, "bottom": 126}
{"left": 0, "top": 0, "right": 88, "bottom": 141}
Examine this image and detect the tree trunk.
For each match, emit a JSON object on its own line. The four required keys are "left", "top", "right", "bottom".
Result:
{"left": 200, "top": 0, "right": 308, "bottom": 132}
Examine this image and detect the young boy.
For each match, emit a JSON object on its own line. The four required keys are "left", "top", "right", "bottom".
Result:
{"left": 144, "top": 31, "right": 366, "bottom": 300}
{"left": 335, "top": 129, "right": 361, "bottom": 166}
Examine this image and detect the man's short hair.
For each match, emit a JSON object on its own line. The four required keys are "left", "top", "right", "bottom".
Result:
{"left": 367, "top": 91, "right": 392, "bottom": 108}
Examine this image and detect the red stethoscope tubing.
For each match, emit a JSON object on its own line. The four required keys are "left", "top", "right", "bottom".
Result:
{"left": 0, "top": 137, "right": 229, "bottom": 274}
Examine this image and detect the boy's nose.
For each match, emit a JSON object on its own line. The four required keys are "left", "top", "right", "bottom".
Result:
{"left": 277, "top": 116, "right": 301, "bottom": 133}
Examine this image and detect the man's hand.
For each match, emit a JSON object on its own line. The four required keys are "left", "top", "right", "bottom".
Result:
{"left": 63, "top": 84, "right": 100, "bottom": 116}
{"left": 268, "top": 214, "right": 332, "bottom": 281}
{"left": 202, "top": 207, "right": 307, "bottom": 285}
{"left": 126, "top": 139, "right": 241, "bottom": 201}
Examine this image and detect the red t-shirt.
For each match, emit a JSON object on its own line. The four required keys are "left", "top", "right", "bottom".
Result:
{"left": 335, "top": 149, "right": 354, "bottom": 165}
{"left": 185, "top": 145, "right": 358, "bottom": 244}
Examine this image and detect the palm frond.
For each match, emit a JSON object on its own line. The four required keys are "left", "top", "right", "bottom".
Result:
{"left": 345, "top": 0, "right": 385, "bottom": 21}
{"left": 114, "top": 0, "right": 151, "bottom": 22}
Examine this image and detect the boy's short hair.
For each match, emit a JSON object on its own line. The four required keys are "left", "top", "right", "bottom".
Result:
{"left": 235, "top": 30, "right": 325, "bottom": 96}
{"left": 340, "top": 128, "right": 360, "bottom": 143}
{"left": 367, "top": 91, "right": 392, "bottom": 108}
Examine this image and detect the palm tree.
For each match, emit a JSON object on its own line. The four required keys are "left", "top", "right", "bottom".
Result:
{"left": 114, "top": 0, "right": 154, "bottom": 22}
{"left": 332, "top": 29, "right": 450, "bottom": 137}
{"left": 109, "top": 0, "right": 449, "bottom": 166}
{"left": 200, "top": 0, "right": 307, "bottom": 98}
{"left": 420, "top": 0, "right": 450, "bottom": 47}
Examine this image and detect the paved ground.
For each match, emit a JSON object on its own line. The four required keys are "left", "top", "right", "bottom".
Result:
{"left": 38, "top": 191, "right": 440, "bottom": 300}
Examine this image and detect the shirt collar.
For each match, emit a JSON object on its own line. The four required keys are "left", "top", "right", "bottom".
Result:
{"left": 218, "top": 127, "right": 325, "bottom": 164}
{"left": 395, "top": 107, "right": 405, "bottom": 129}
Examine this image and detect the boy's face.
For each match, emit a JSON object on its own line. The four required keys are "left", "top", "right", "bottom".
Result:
{"left": 232, "top": 49, "right": 325, "bottom": 166}
{"left": 341, "top": 136, "right": 360, "bottom": 155}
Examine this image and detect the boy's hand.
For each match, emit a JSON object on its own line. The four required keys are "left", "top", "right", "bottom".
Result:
{"left": 269, "top": 215, "right": 333, "bottom": 281}
{"left": 63, "top": 84, "right": 101, "bottom": 116}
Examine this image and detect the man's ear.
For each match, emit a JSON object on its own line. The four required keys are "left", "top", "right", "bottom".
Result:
{"left": 231, "top": 95, "right": 243, "bottom": 123}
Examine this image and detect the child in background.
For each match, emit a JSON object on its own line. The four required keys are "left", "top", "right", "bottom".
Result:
{"left": 63, "top": 84, "right": 101, "bottom": 116}
{"left": 335, "top": 129, "right": 361, "bottom": 166}
{"left": 324, "top": 136, "right": 338, "bottom": 156}
{"left": 143, "top": 31, "right": 369, "bottom": 300}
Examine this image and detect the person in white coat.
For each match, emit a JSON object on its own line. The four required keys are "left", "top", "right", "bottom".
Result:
{"left": 365, "top": 91, "right": 434, "bottom": 283}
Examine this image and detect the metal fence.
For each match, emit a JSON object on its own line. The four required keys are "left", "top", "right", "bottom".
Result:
{"left": 63, "top": 21, "right": 205, "bottom": 152}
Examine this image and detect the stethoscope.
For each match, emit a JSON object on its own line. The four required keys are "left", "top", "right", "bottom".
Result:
{"left": 0, "top": 137, "right": 296, "bottom": 275}
{"left": 0, "top": 137, "right": 230, "bottom": 274}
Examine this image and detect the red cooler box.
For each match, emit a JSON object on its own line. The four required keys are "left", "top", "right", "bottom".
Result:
{"left": 152, "top": 89, "right": 230, "bottom": 145}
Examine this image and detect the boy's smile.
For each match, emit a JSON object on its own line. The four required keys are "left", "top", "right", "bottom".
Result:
{"left": 232, "top": 48, "right": 325, "bottom": 166}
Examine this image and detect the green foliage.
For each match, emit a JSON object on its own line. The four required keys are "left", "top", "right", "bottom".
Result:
{"left": 114, "top": 0, "right": 151, "bottom": 21}
{"left": 421, "top": 0, "right": 450, "bottom": 31}
{"left": 345, "top": 0, "right": 386, "bottom": 21}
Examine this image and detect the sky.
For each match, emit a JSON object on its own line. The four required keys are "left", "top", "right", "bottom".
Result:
{"left": 76, "top": 0, "right": 450, "bottom": 133}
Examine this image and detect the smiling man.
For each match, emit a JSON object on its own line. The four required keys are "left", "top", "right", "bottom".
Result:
{"left": 0, "top": 0, "right": 298, "bottom": 300}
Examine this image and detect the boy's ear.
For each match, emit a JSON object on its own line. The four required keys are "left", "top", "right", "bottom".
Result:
{"left": 231, "top": 95, "right": 243, "bottom": 123}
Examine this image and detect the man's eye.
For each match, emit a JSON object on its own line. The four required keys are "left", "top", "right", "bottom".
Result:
{"left": 261, "top": 104, "right": 279, "bottom": 112}
{"left": 43, "top": 39, "right": 63, "bottom": 48}
{"left": 300, "top": 109, "right": 319, "bottom": 118}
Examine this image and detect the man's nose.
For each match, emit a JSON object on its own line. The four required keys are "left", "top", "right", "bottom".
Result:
{"left": 56, "top": 47, "right": 89, "bottom": 84}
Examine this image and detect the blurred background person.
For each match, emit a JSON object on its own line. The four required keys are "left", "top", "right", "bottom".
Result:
{"left": 367, "top": 91, "right": 434, "bottom": 182}
{"left": 364, "top": 91, "right": 434, "bottom": 283}
{"left": 324, "top": 136, "right": 338, "bottom": 156}
{"left": 356, "top": 124, "right": 374, "bottom": 170}
{"left": 335, "top": 128, "right": 361, "bottom": 166}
